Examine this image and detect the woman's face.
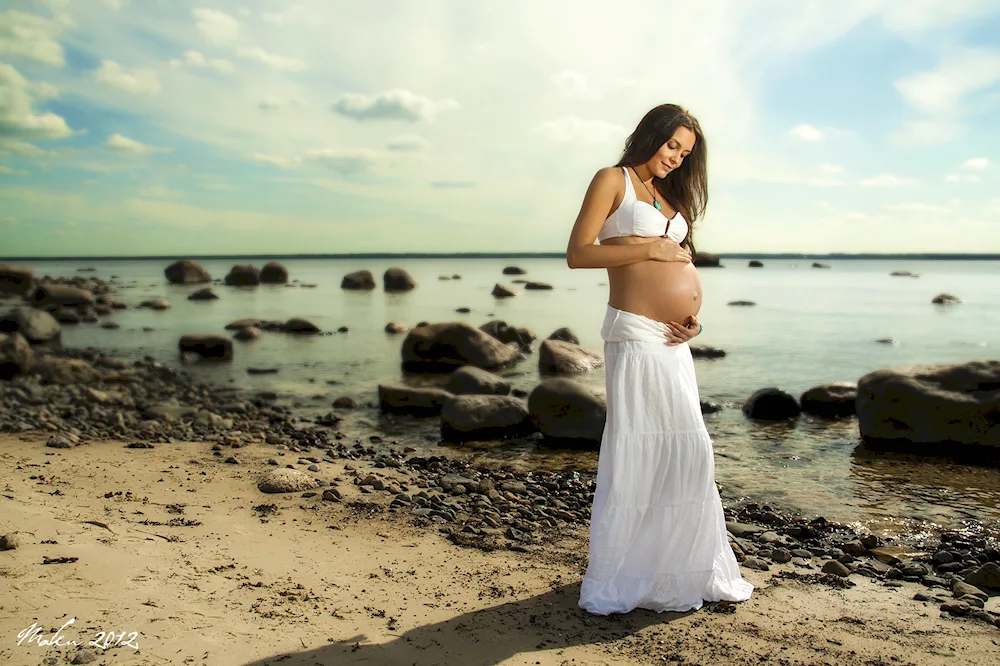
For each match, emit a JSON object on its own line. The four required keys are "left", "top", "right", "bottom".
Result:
{"left": 646, "top": 126, "right": 696, "bottom": 179}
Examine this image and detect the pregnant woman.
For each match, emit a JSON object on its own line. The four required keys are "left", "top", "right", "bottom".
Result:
{"left": 566, "top": 104, "right": 754, "bottom": 615}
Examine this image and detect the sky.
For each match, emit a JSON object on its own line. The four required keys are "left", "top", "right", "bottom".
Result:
{"left": 0, "top": 0, "right": 999, "bottom": 257}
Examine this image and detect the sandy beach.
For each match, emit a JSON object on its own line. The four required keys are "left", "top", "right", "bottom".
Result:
{"left": 2, "top": 432, "right": 998, "bottom": 666}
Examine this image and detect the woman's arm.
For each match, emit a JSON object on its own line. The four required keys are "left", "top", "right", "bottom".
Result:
{"left": 565, "top": 168, "right": 655, "bottom": 269}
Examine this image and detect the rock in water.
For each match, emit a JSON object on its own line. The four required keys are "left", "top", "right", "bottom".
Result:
{"left": 164, "top": 259, "right": 212, "bottom": 284}
{"left": 538, "top": 339, "right": 604, "bottom": 374}
{"left": 800, "top": 382, "right": 858, "bottom": 418}
{"left": 547, "top": 327, "right": 580, "bottom": 345}
{"left": 282, "top": 318, "right": 321, "bottom": 334}
{"left": 742, "top": 387, "right": 801, "bottom": 420}
{"left": 694, "top": 252, "right": 721, "bottom": 267}
{"left": 341, "top": 270, "right": 376, "bottom": 290}
{"left": 401, "top": 322, "right": 518, "bottom": 372}
{"left": 179, "top": 333, "right": 234, "bottom": 361}
{"left": 0, "top": 308, "right": 62, "bottom": 344}
{"left": 224, "top": 265, "right": 261, "bottom": 286}
{"left": 931, "top": 293, "right": 961, "bottom": 305}
{"left": 857, "top": 360, "right": 1000, "bottom": 457}
{"left": 383, "top": 268, "right": 417, "bottom": 292}
{"left": 187, "top": 288, "right": 218, "bottom": 301}
{"left": 502, "top": 266, "right": 527, "bottom": 275}
{"left": 378, "top": 384, "right": 452, "bottom": 416}
{"left": 258, "top": 468, "right": 318, "bottom": 493}
{"left": 260, "top": 261, "right": 289, "bottom": 284}
{"left": 445, "top": 365, "right": 511, "bottom": 395}
{"left": 491, "top": 284, "right": 518, "bottom": 298}
{"left": 31, "top": 284, "right": 94, "bottom": 307}
{"left": 527, "top": 378, "right": 606, "bottom": 443}
{"left": 440, "top": 394, "right": 535, "bottom": 442}
{"left": 0, "top": 264, "right": 35, "bottom": 296}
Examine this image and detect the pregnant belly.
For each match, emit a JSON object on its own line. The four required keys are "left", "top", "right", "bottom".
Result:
{"left": 607, "top": 261, "right": 703, "bottom": 326}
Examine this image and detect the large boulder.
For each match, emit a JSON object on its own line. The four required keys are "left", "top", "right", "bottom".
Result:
{"left": 800, "top": 382, "right": 857, "bottom": 418}
{"left": 179, "top": 333, "right": 234, "bottom": 361}
{"left": 527, "top": 378, "right": 606, "bottom": 443}
{"left": 164, "top": 259, "right": 212, "bottom": 284}
{"left": 502, "top": 266, "right": 526, "bottom": 275}
{"left": 224, "top": 265, "right": 261, "bottom": 286}
{"left": 444, "top": 365, "right": 511, "bottom": 395}
{"left": 856, "top": 360, "right": 1000, "bottom": 456}
{"left": 378, "top": 384, "right": 452, "bottom": 416}
{"left": 0, "top": 307, "right": 61, "bottom": 344}
{"left": 538, "top": 339, "right": 604, "bottom": 374}
{"left": 401, "top": 322, "right": 519, "bottom": 372}
{"left": 441, "top": 394, "right": 535, "bottom": 442}
{"left": 693, "top": 252, "right": 721, "bottom": 268}
{"left": 342, "top": 270, "right": 376, "bottom": 290}
{"left": 742, "top": 388, "right": 801, "bottom": 420}
{"left": 384, "top": 268, "right": 417, "bottom": 292}
{"left": 260, "top": 262, "right": 289, "bottom": 284}
{"left": 0, "top": 264, "right": 34, "bottom": 296}
{"left": 0, "top": 332, "right": 33, "bottom": 380}
{"left": 30, "top": 284, "right": 94, "bottom": 308}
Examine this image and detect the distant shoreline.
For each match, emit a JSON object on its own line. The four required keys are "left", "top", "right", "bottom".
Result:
{"left": 2, "top": 252, "right": 999, "bottom": 262}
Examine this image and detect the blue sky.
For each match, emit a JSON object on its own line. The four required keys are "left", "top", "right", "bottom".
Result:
{"left": 1, "top": 0, "right": 998, "bottom": 257}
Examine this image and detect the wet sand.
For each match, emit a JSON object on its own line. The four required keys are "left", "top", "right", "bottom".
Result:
{"left": 1, "top": 434, "right": 998, "bottom": 666}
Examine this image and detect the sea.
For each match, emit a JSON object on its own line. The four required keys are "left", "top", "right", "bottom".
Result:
{"left": 9, "top": 255, "right": 1000, "bottom": 541}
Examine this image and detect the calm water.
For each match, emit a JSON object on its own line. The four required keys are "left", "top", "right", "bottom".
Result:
{"left": 12, "top": 256, "right": 1000, "bottom": 540}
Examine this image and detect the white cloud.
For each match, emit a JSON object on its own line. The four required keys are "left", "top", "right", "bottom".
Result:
{"left": 884, "top": 202, "right": 951, "bottom": 214}
{"left": 194, "top": 8, "right": 239, "bottom": 45}
{"left": 103, "top": 0, "right": 126, "bottom": 9}
{"left": 304, "top": 148, "right": 380, "bottom": 173}
{"left": 331, "top": 90, "right": 459, "bottom": 122}
{"left": 257, "top": 96, "right": 307, "bottom": 112}
{"left": 0, "top": 9, "right": 66, "bottom": 67}
{"left": 888, "top": 119, "right": 962, "bottom": 147}
{"left": 386, "top": 134, "right": 430, "bottom": 151}
{"left": 0, "top": 63, "right": 73, "bottom": 139}
{"left": 105, "top": 133, "right": 170, "bottom": 155}
{"left": 169, "top": 50, "right": 235, "bottom": 74}
{"left": 894, "top": 49, "right": 1000, "bottom": 115}
{"left": 138, "top": 184, "right": 179, "bottom": 199}
{"left": 880, "top": 1, "right": 997, "bottom": 33}
{"left": 237, "top": 47, "right": 306, "bottom": 71}
{"left": 945, "top": 173, "right": 981, "bottom": 183}
{"left": 788, "top": 124, "right": 825, "bottom": 141}
{"left": 962, "top": 157, "right": 989, "bottom": 170}
{"left": 860, "top": 174, "right": 917, "bottom": 187}
{"left": 252, "top": 153, "right": 302, "bottom": 169}
{"left": 2, "top": 215, "right": 15, "bottom": 225}
{"left": 535, "top": 116, "right": 625, "bottom": 144}
{"left": 551, "top": 70, "right": 600, "bottom": 99}
{"left": 92, "top": 60, "right": 160, "bottom": 95}
{"left": 0, "top": 139, "right": 54, "bottom": 156}
{"left": 818, "top": 163, "right": 843, "bottom": 174}
{"left": 0, "top": 165, "right": 30, "bottom": 175}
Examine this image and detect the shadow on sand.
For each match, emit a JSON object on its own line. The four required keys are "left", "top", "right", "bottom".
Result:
{"left": 242, "top": 582, "right": 701, "bottom": 666}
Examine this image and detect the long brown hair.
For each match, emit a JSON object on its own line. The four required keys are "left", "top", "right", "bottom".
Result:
{"left": 615, "top": 104, "right": 707, "bottom": 254}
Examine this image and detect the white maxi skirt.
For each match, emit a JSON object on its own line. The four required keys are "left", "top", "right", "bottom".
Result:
{"left": 578, "top": 304, "right": 754, "bottom": 615}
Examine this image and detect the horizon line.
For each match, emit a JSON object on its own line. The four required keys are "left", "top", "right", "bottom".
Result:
{"left": 2, "top": 252, "right": 1000, "bottom": 262}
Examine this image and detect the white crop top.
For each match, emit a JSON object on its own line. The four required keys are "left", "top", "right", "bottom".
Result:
{"left": 597, "top": 167, "right": 688, "bottom": 244}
